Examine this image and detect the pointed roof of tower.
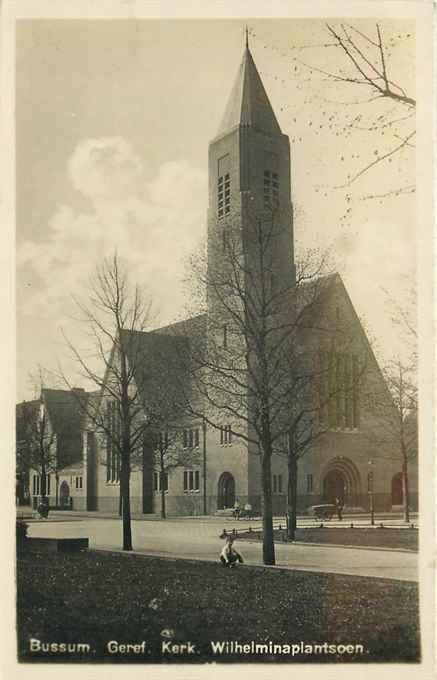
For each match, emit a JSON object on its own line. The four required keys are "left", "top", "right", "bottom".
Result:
{"left": 215, "top": 41, "right": 282, "bottom": 138}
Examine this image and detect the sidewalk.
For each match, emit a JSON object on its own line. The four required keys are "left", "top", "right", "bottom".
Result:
{"left": 27, "top": 517, "right": 418, "bottom": 582}
{"left": 17, "top": 506, "right": 418, "bottom": 524}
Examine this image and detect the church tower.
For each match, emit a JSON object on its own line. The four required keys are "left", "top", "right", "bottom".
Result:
{"left": 204, "top": 36, "right": 296, "bottom": 510}
{"left": 206, "top": 35, "right": 295, "bottom": 359}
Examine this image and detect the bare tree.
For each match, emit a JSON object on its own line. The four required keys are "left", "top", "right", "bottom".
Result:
{"left": 250, "top": 21, "right": 415, "bottom": 201}
{"left": 61, "top": 253, "right": 155, "bottom": 551}
{"left": 16, "top": 394, "right": 57, "bottom": 503}
{"left": 364, "top": 357, "right": 417, "bottom": 522}
{"left": 153, "top": 427, "right": 199, "bottom": 519}
{"left": 183, "top": 204, "right": 364, "bottom": 561}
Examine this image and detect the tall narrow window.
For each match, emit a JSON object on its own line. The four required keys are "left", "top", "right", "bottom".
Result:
{"left": 264, "top": 170, "right": 280, "bottom": 208}
{"left": 352, "top": 354, "right": 360, "bottom": 428}
{"left": 328, "top": 353, "right": 336, "bottom": 428}
{"left": 223, "top": 324, "right": 228, "bottom": 349}
{"left": 336, "top": 354, "right": 344, "bottom": 429}
{"left": 307, "top": 474, "right": 313, "bottom": 493}
{"left": 272, "top": 474, "right": 283, "bottom": 494}
{"left": 218, "top": 155, "right": 231, "bottom": 218}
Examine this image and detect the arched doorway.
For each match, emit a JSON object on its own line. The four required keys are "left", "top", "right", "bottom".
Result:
{"left": 321, "top": 456, "right": 362, "bottom": 507}
{"left": 217, "top": 472, "right": 235, "bottom": 510}
{"left": 391, "top": 473, "right": 403, "bottom": 506}
{"left": 323, "top": 469, "right": 346, "bottom": 505}
{"left": 59, "top": 481, "right": 70, "bottom": 508}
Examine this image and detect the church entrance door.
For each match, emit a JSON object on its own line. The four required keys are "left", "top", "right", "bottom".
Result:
{"left": 217, "top": 472, "right": 235, "bottom": 510}
{"left": 322, "top": 470, "right": 346, "bottom": 505}
{"left": 59, "top": 481, "right": 70, "bottom": 508}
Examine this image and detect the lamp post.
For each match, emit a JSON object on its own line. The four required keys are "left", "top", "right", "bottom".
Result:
{"left": 368, "top": 459, "right": 375, "bottom": 526}
{"left": 202, "top": 417, "right": 207, "bottom": 515}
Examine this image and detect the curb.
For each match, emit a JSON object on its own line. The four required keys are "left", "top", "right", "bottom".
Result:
{"left": 92, "top": 547, "right": 417, "bottom": 583}
{"left": 238, "top": 538, "right": 417, "bottom": 554}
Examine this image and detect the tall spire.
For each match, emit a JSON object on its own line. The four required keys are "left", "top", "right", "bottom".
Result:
{"left": 215, "top": 39, "right": 282, "bottom": 139}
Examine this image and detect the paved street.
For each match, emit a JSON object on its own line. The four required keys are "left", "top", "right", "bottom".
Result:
{"left": 28, "top": 517, "right": 418, "bottom": 582}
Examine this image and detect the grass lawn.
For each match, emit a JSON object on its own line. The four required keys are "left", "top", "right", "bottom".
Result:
{"left": 17, "top": 548, "right": 419, "bottom": 664}
{"left": 237, "top": 528, "right": 418, "bottom": 551}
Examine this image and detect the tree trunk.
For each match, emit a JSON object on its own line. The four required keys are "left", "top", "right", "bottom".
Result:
{"left": 160, "top": 468, "right": 166, "bottom": 520}
{"left": 261, "top": 445, "right": 275, "bottom": 565}
{"left": 286, "top": 454, "right": 298, "bottom": 540}
{"left": 402, "top": 459, "right": 410, "bottom": 523}
{"left": 118, "top": 484, "right": 123, "bottom": 517}
{"left": 120, "top": 463, "right": 133, "bottom": 551}
{"left": 55, "top": 473, "right": 59, "bottom": 507}
{"left": 400, "top": 424, "right": 410, "bottom": 523}
{"left": 41, "top": 467, "right": 47, "bottom": 498}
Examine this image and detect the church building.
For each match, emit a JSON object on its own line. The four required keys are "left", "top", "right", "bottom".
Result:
{"left": 36, "top": 39, "right": 417, "bottom": 517}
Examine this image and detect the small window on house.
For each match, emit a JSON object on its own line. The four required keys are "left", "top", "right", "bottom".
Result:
{"left": 159, "top": 431, "right": 169, "bottom": 450}
{"left": 183, "top": 469, "right": 200, "bottom": 492}
{"left": 183, "top": 428, "right": 199, "bottom": 450}
{"left": 223, "top": 324, "right": 228, "bottom": 349}
{"left": 154, "top": 471, "right": 168, "bottom": 492}
{"left": 306, "top": 474, "right": 313, "bottom": 493}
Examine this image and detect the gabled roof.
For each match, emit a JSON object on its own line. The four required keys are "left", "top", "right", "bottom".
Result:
{"left": 215, "top": 46, "right": 282, "bottom": 139}
{"left": 16, "top": 399, "right": 40, "bottom": 440}
{"left": 151, "top": 313, "right": 207, "bottom": 342}
{"left": 120, "top": 315, "right": 206, "bottom": 417}
{"left": 42, "top": 388, "right": 87, "bottom": 434}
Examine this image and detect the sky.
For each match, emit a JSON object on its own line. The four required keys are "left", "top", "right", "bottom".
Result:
{"left": 16, "top": 18, "right": 416, "bottom": 401}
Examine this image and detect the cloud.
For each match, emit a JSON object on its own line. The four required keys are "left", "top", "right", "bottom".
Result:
{"left": 18, "top": 137, "right": 207, "bottom": 329}
{"left": 67, "top": 137, "right": 144, "bottom": 200}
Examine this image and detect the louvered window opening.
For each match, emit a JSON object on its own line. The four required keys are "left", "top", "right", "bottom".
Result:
{"left": 264, "top": 170, "right": 279, "bottom": 208}
{"left": 218, "top": 173, "right": 231, "bottom": 218}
